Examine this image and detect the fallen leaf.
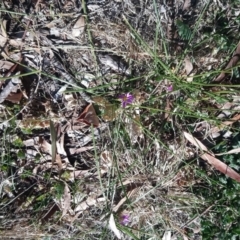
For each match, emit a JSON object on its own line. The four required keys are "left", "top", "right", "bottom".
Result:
{"left": 1, "top": 179, "right": 14, "bottom": 198}
{"left": 39, "top": 136, "right": 52, "bottom": 155}
{"left": 162, "top": 231, "right": 171, "bottom": 240}
{"left": 0, "top": 60, "right": 14, "bottom": 70}
{"left": 183, "top": 132, "right": 213, "bottom": 155}
{"left": 183, "top": 235, "right": 189, "bottom": 240}
{"left": 214, "top": 42, "right": 240, "bottom": 82}
{"left": 216, "top": 147, "right": 240, "bottom": 156}
{"left": 109, "top": 214, "right": 122, "bottom": 239}
{"left": 77, "top": 103, "right": 99, "bottom": 127}
{"left": 72, "top": 16, "right": 85, "bottom": 37}
{"left": 201, "top": 153, "right": 240, "bottom": 182}
{"left": 183, "top": 0, "right": 191, "bottom": 11}
{"left": 60, "top": 183, "right": 72, "bottom": 217}
{"left": 56, "top": 127, "right": 70, "bottom": 165}
{"left": 69, "top": 146, "right": 94, "bottom": 155}
{"left": 125, "top": 114, "right": 144, "bottom": 143}
{"left": 0, "top": 73, "right": 22, "bottom": 103}
{"left": 75, "top": 196, "right": 105, "bottom": 212}
{"left": 182, "top": 132, "right": 240, "bottom": 182}
{"left": 98, "top": 54, "right": 130, "bottom": 75}
{"left": 1, "top": 20, "right": 8, "bottom": 38}
{"left": 0, "top": 20, "right": 9, "bottom": 58}
{"left": 186, "top": 73, "right": 194, "bottom": 82}
{"left": 9, "top": 39, "right": 23, "bottom": 47}
{"left": 23, "top": 137, "right": 38, "bottom": 147}
{"left": 56, "top": 134, "right": 67, "bottom": 156}
{"left": 5, "top": 92, "right": 23, "bottom": 103}
{"left": 184, "top": 57, "right": 193, "bottom": 75}
{"left": 55, "top": 154, "right": 63, "bottom": 171}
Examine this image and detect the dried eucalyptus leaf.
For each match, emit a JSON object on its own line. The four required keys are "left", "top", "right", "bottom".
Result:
{"left": 72, "top": 16, "right": 85, "bottom": 37}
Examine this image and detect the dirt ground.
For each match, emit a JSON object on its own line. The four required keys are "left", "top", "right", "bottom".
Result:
{"left": 1, "top": 0, "right": 240, "bottom": 239}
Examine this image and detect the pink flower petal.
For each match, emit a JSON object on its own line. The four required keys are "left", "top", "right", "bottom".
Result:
{"left": 120, "top": 214, "right": 130, "bottom": 225}
{"left": 166, "top": 85, "right": 173, "bottom": 92}
{"left": 118, "top": 93, "right": 134, "bottom": 108}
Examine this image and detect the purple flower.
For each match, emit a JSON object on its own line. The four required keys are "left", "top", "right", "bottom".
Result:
{"left": 118, "top": 93, "right": 134, "bottom": 108}
{"left": 120, "top": 214, "right": 130, "bottom": 226}
{"left": 166, "top": 85, "right": 173, "bottom": 92}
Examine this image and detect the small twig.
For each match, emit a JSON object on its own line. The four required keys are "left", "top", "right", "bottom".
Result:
{"left": 0, "top": 182, "right": 37, "bottom": 211}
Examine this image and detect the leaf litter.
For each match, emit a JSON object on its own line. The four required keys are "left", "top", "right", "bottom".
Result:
{"left": 0, "top": 0, "right": 240, "bottom": 239}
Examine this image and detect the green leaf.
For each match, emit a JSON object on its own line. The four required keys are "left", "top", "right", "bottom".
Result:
{"left": 12, "top": 137, "right": 24, "bottom": 147}
{"left": 176, "top": 20, "right": 192, "bottom": 41}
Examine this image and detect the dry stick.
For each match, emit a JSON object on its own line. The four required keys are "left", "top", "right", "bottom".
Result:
{"left": 0, "top": 182, "right": 37, "bottom": 210}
